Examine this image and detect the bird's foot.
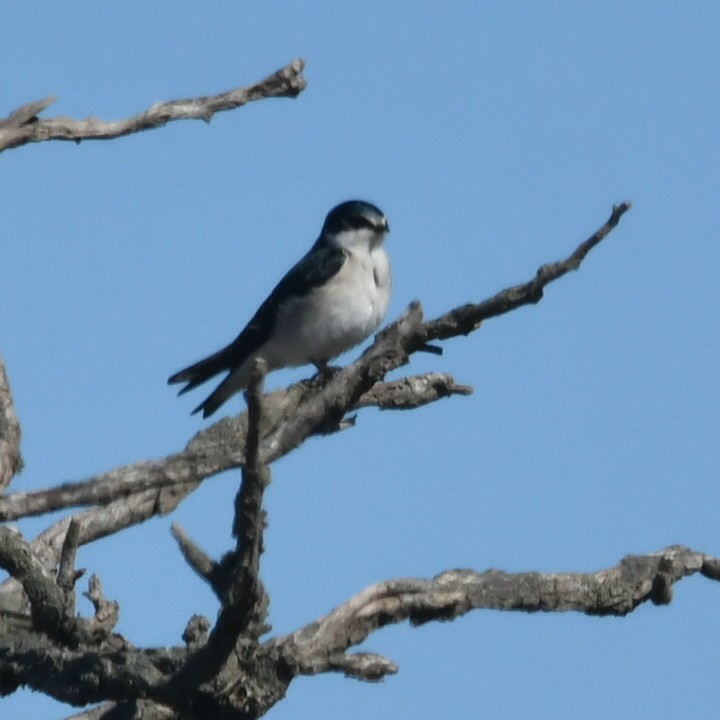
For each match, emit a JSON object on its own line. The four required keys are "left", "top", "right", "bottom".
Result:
{"left": 312, "top": 360, "right": 342, "bottom": 385}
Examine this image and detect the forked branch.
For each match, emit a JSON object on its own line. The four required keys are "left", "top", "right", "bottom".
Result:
{"left": 2, "top": 545, "right": 717, "bottom": 716}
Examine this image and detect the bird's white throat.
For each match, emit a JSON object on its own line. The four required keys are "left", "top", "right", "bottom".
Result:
{"left": 329, "top": 226, "right": 388, "bottom": 253}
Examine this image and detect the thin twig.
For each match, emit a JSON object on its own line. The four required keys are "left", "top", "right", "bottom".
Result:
{"left": 57, "top": 518, "right": 83, "bottom": 595}
{"left": 82, "top": 574, "right": 120, "bottom": 638}
{"left": 355, "top": 372, "right": 472, "bottom": 410}
{"left": 326, "top": 652, "right": 399, "bottom": 681}
{"left": 0, "top": 59, "right": 306, "bottom": 154}
{"left": 420, "top": 202, "right": 632, "bottom": 342}
{"left": 170, "top": 522, "right": 217, "bottom": 588}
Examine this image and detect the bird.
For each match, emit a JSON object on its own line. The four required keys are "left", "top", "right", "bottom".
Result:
{"left": 168, "top": 200, "right": 391, "bottom": 418}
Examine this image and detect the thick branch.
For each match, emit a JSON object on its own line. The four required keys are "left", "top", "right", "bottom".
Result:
{"left": 0, "top": 527, "right": 119, "bottom": 647}
{"left": 0, "top": 59, "right": 306, "bottom": 154}
{"left": 271, "top": 545, "right": 714, "bottom": 681}
{"left": 0, "top": 628, "right": 181, "bottom": 706}
{"left": 4, "top": 545, "right": 716, "bottom": 713}
{"left": 0, "top": 358, "right": 23, "bottom": 492}
{"left": 0, "top": 526, "right": 70, "bottom": 638}
{"left": 0, "top": 369, "right": 469, "bottom": 522}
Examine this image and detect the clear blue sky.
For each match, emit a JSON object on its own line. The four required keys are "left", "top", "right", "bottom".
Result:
{"left": 2, "top": 3, "right": 719, "bottom": 718}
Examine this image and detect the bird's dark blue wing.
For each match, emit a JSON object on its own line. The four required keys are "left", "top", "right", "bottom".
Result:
{"left": 168, "top": 238, "right": 346, "bottom": 393}
{"left": 236, "top": 238, "right": 347, "bottom": 350}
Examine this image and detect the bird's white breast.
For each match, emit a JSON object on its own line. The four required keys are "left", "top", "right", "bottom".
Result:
{"left": 262, "top": 244, "right": 391, "bottom": 368}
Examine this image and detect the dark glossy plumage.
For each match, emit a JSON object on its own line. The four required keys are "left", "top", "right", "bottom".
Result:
{"left": 321, "top": 200, "right": 387, "bottom": 236}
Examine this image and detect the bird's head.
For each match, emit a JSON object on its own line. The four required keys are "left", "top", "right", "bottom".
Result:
{"left": 321, "top": 200, "right": 389, "bottom": 251}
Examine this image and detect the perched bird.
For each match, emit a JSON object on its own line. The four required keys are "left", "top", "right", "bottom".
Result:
{"left": 169, "top": 200, "right": 391, "bottom": 417}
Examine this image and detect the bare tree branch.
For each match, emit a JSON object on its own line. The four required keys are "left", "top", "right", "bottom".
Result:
{"left": 82, "top": 574, "right": 120, "bottom": 638}
{"left": 0, "top": 526, "right": 71, "bottom": 640}
{"left": 0, "top": 59, "right": 306, "bottom": 154}
{"left": 0, "top": 369, "right": 469, "bottom": 522}
{"left": 57, "top": 519, "right": 83, "bottom": 595}
{"left": 0, "top": 203, "right": 631, "bottom": 629}
{"left": 421, "top": 201, "right": 632, "bottom": 342}
{"left": 261, "top": 302, "right": 426, "bottom": 464}
{"left": 324, "top": 652, "right": 398, "bottom": 682}
{"left": 270, "top": 545, "right": 713, "bottom": 682}
{"left": 0, "top": 629, "right": 178, "bottom": 705}
{"left": 167, "top": 361, "right": 271, "bottom": 693}
{"left": 171, "top": 522, "right": 217, "bottom": 588}
{"left": 3, "top": 545, "right": 715, "bottom": 715}
{"left": 354, "top": 372, "right": 472, "bottom": 410}
{"left": 0, "top": 526, "right": 121, "bottom": 649}
{"left": 0, "top": 358, "right": 23, "bottom": 492}
{"left": 0, "top": 201, "right": 631, "bottom": 554}
{"left": 0, "top": 96, "right": 55, "bottom": 129}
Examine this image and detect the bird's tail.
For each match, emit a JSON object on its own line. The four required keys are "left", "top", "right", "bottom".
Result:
{"left": 191, "top": 368, "right": 250, "bottom": 418}
{"left": 168, "top": 347, "right": 233, "bottom": 397}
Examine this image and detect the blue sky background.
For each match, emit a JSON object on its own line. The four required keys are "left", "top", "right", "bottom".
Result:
{"left": 2, "top": 3, "right": 719, "bottom": 718}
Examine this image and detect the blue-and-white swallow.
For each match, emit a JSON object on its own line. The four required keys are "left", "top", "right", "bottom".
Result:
{"left": 169, "top": 200, "right": 391, "bottom": 417}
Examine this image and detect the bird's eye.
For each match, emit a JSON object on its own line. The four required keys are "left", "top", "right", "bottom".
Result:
{"left": 354, "top": 216, "right": 378, "bottom": 230}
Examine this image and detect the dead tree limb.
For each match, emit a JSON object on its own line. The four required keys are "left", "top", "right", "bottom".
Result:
{"left": 1, "top": 546, "right": 716, "bottom": 716}
{"left": 0, "top": 203, "right": 631, "bottom": 629}
{"left": 0, "top": 202, "right": 630, "bottom": 524}
{"left": 0, "top": 202, "right": 654, "bottom": 720}
{"left": 0, "top": 359, "right": 23, "bottom": 492}
{"left": 0, "top": 59, "right": 306, "bottom": 154}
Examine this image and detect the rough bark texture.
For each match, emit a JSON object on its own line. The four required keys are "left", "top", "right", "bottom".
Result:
{"left": 0, "top": 59, "right": 306, "bottom": 154}
{"left": 2, "top": 75, "right": 699, "bottom": 720}
{"left": 0, "top": 361, "right": 23, "bottom": 493}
